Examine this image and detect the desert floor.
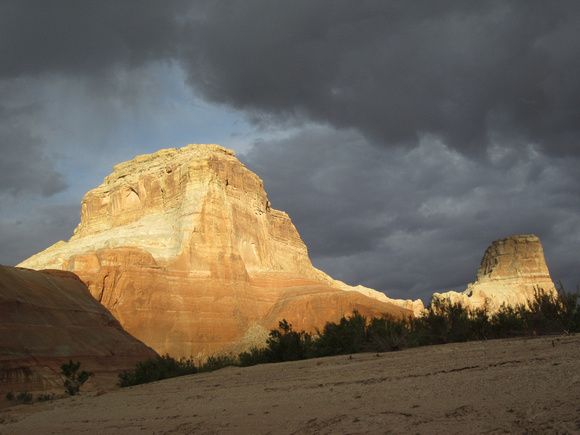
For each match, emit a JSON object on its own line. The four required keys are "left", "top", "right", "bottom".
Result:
{"left": 1, "top": 334, "right": 579, "bottom": 434}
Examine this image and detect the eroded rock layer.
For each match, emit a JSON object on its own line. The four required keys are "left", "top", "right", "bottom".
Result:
{"left": 433, "top": 234, "right": 556, "bottom": 312}
{"left": 0, "top": 265, "right": 157, "bottom": 398}
{"left": 19, "top": 144, "right": 418, "bottom": 358}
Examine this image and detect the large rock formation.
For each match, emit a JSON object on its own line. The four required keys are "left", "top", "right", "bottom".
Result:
{"left": 19, "top": 144, "right": 420, "bottom": 359}
{"left": 432, "top": 235, "right": 556, "bottom": 312}
{"left": 0, "top": 264, "right": 157, "bottom": 399}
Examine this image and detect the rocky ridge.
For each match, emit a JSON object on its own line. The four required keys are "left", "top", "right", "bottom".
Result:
{"left": 433, "top": 234, "right": 556, "bottom": 312}
{"left": 0, "top": 264, "right": 157, "bottom": 399}
{"left": 19, "top": 144, "right": 420, "bottom": 359}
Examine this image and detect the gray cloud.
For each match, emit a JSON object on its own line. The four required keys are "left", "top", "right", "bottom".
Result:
{"left": 0, "top": 196, "right": 79, "bottom": 266}
{"left": 0, "top": 92, "right": 67, "bottom": 196}
{"left": 241, "top": 127, "right": 580, "bottom": 301}
{"left": 4, "top": 1, "right": 579, "bottom": 157}
{"left": 0, "top": 0, "right": 189, "bottom": 197}
{"left": 1, "top": 1, "right": 578, "bottom": 305}
{"left": 183, "top": 1, "right": 580, "bottom": 157}
{"left": 0, "top": 0, "right": 187, "bottom": 78}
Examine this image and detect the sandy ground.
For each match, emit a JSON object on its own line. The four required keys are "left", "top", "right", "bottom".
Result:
{"left": 1, "top": 334, "right": 579, "bottom": 434}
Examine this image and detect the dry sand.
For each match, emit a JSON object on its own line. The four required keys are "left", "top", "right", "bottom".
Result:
{"left": 1, "top": 334, "right": 579, "bottom": 434}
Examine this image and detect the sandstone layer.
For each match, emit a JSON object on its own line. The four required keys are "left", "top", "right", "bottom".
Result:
{"left": 0, "top": 265, "right": 157, "bottom": 398}
{"left": 19, "top": 144, "right": 420, "bottom": 359}
{"left": 433, "top": 234, "right": 556, "bottom": 312}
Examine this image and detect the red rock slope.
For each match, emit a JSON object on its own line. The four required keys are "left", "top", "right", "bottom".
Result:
{"left": 0, "top": 265, "right": 157, "bottom": 398}
{"left": 19, "top": 144, "right": 419, "bottom": 359}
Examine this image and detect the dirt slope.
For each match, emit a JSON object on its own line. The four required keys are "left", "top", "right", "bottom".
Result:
{"left": 0, "top": 265, "right": 157, "bottom": 397}
{"left": 1, "top": 334, "right": 578, "bottom": 434}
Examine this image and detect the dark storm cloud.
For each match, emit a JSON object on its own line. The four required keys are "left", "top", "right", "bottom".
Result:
{"left": 0, "top": 98, "right": 67, "bottom": 196}
{"left": 0, "top": 133, "right": 67, "bottom": 197}
{"left": 0, "top": 198, "right": 79, "bottom": 266}
{"left": 0, "top": 0, "right": 188, "bottom": 78}
{"left": 183, "top": 1, "right": 580, "bottom": 157}
{"left": 241, "top": 128, "right": 580, "bottom": 301}
{"left": 0, "top": 0, "right": 191, "bottom": 196}
{"left": 3, "top": 1, "right": 579, "bottom": 157}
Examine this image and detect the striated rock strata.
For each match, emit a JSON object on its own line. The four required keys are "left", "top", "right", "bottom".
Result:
{"left": 0, "top": 265, "right": 157, "bottom": 399}
{"left": 19, "top": 144, "right": 421, "bottom": 359}
{"left": 432, "top": 235, "right": 556, "bottom": 313}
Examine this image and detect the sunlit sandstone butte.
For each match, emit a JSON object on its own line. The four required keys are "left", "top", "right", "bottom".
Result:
{"left": 19, "top": 144, "right": 421, "bottom": 359}
{"left": 434, "top": 234, "right": 556, "bottom": 313}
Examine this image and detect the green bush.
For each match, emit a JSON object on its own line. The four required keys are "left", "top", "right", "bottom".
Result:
{"left": 366, "top": 316, "right": 417, "bottom": 351}
{"left": 36, "top": 393, "right": 54, "bottom": 402}
{"left": 61, "top": 360, "right": 91, "bottom": 396}
{"left": 487, "top": 286, "right": 580, "bottom": 337}
{"left": 468, "top": 307, "right": 492, "bottom": 340}
{"left": 265, "top": 319, "right": 313, "bottom": 362}
{"left": 414, "top": 286, "right": 580, "bottom": 344}
{"left": 556, "top": 285, "right": 580, "bottom": 332}
{"left": 5, "top": 391, "right": 54, "bottom": 405}
{"left": 198, "top": 355, "right": 237, "bottom": 373}
{"left": 314, "top": 311, "right": 370, "bottom": 356}
{"left": 237, "top": 347, "right": 270, "bottom": 367}
{"left": 5, "top": 391, "right": 33, "bottom": 405}
{"left": 118, "top": 355, "right": 197, "bottom": 388}
{"left": 418, "top": 298, "right": 476, "bottom": 344}
{"left": 525, "top": 285, "right": 580, "bottom": 334}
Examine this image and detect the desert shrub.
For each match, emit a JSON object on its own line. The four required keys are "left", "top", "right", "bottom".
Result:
{"left": 118, "top": 355, "right": 197, "bottom": 388}
{"left": 466, "top": 307, "right": 492, "bottom": 340}
{"left": 237, "top": 347, "right": 270, "bottom": 367}
{"left": 415, "top": 299, "right": 460, "bottom": 345}
{"left": 6, "top": 391, "right": 33, "bottom": 405}
{"left": 364, "top": 316, "right": 397, "bottom": 352}
{"left": 198, "top": 355, "right": 237, "bottom": 373}
{"left": 556, "top": 285, "right": 580, "bottom": 332}
{"left": 486, "top": 286, "right": 580, "bottom": 337}
{"left": 36, "top": 393, "right": 54, "bottom": 402}
{"left": 488, "top": 304, "right": 528, "bottom": 338}
{"left": 365, "top": 316, "right": 419, "bottom": 351}
{"left": 265, "top": 319, "right": 313, "bottom": 362}
{"left": 524, "top": 286, "right": 580, "bottom": 334}
{"left": 418, "top": 286, "right": 580, "bottom": 341}
{"left": 61, "top": 360, "right": 91, "bottom": 396}
{"left": 313, "top": 311, "right": 373, "bottom": 356}
{"left": 414, "top": 298, "right": 476, "bottom": 345}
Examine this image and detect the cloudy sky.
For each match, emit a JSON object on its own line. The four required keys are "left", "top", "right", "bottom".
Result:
{"left": 2, "top": 1, "right": 579, "bottom": 303}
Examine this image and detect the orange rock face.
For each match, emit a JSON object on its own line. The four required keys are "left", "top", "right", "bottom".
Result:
{"left": 19, "top": 145, "right": 417, "bottom": 359}
{"left": 0, "top": 265, "right": 157, "bottom": 398}
{"left": 433, "top": 234, "right": 556, "bottom": 312}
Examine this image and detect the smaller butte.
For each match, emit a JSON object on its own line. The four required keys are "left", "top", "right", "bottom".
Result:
{"left": 433, "top": 234, "right": 556, "bottom": 313}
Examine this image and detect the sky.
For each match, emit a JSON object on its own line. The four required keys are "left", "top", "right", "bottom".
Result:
{"left": 1, "top": 1, "right": 579, "bottom": 303}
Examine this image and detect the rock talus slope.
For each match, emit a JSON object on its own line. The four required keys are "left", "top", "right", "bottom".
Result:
{"left": 0, "top": 265, "right": 157, "bottom": 398}
{"left": 433, "top": 234, "right": 556, "bottom": 312}
{"left": 19, "top": 144, "right": 419, "bottom": 359}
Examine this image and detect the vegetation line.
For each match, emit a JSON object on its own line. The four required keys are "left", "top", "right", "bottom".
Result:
{"left": 118, "top": 286, "right": 580, "bottom": 388}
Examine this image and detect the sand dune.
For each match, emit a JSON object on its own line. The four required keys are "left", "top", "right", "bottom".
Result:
{"left": 1, "top": 334, "right": 579, "bottom": 434}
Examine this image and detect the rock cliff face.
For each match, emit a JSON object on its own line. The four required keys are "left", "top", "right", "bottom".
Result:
{"left": 19, "top": 144, "right": 419, "bottom": 359}
{"left": 0, "top": 265, "right": 157, "bottom": 398}
{"left": 432, "top": 235, "right": 556, "bottom": 312}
